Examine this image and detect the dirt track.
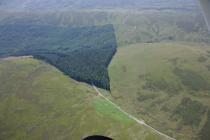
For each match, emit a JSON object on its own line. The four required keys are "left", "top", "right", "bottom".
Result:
{"left": 0, "top": 56, "right": 33, "bottom": 61}
{"left": 93, "top": 85, "right": 175, "bottom": 140}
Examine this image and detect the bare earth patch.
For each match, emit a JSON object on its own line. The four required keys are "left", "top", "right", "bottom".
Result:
{"left": 0, "top": 56, "right": 33, "bottom": 61}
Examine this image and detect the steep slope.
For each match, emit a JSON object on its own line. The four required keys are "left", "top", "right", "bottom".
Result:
{"left": 109, "top": 42, "right": 210, "bottom": 140}
{"left": 0, "top": 57, "right": 169, "bottom": 140}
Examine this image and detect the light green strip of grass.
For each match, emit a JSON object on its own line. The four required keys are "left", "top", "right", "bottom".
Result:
{"left": 92, "top": 98, "right": 133, "bottom": 124}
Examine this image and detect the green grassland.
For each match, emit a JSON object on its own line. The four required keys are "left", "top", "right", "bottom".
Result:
{"left": 108, "top": 42, "right": 210, "bottom": 140}
{"left": 0, "top": 58, "right": 168, "bottom": 140}
{"left": 92, "top": 98, "right": 133, "bottom": 124}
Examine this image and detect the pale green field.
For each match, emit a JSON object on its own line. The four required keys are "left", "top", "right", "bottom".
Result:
{"left": 0, "top": 58, "right": 168, "bottom": 140}
{"left": 108, "top": 42, "right": 210, "bottom": 140}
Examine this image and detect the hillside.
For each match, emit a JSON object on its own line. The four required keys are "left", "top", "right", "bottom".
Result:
{"left": 0, "top": 11, "right": 209, "bottom": 46}
{"left": 0, "top": 1, "right": 210, "bottom": 139}
{"left": 0, "top": 57, "right": 169, "bottom": 140}
{"left": 108, "top": 42, "right": 210, "bottom": 140}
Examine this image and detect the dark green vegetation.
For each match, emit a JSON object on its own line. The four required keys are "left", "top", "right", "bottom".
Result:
{"left": 0, "top": 58, "right": 167, "bottom": 140}
{"left": 173, "top": 98, "right": 206, "bottom": 126}
{"left": 143, "top": 74, "right": 182, "bottom": 94}
{"left": 199, "top": 110, "right": 210, "bottom": 140}
{"left": 137, "top": 93, "right": 158, "bottom": 102}
{"left": 108, "top": 43, "right": 210, "bottom": 140}
{"left": 174, "top": 68, "right": 209, "bottom": 91}
{"left": 198, "top": 56, "right": 208, "bottom": 62}
{"left": 0, "top": 24, "right": 117, "bottom": 90}
{"left": 207, "top": 65, "right": 210, "bottom": 71}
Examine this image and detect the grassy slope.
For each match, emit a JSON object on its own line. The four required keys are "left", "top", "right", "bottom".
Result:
{"left": 109, "top": 42, "right": 210, "bottom": 140}
{"left": 0, "top": 58, "right": 167, "bottom": 140}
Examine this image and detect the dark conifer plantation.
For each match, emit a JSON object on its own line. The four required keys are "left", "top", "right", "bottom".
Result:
{"left": 0, "top": 24, "right": 117, "bottom": 90}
